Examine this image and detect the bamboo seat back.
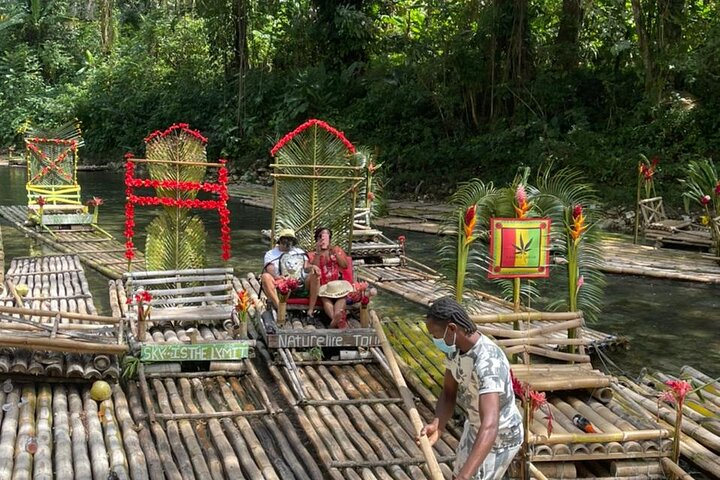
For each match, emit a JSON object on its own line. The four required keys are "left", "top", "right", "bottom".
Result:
{"left": 270, "top": 120, "right": 364, "bottom": 257}
{"left": 638, "top": 196, "right": 691, "bottom": 231}
{"left": 124, "top": 268, "right": 236, "bottom": 328}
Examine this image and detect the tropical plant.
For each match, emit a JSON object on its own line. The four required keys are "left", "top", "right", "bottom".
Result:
{"left": 534, "top": 165, "right": 605, "bottom": 324}
{"left": 680, "top": 159, "right": 720, "bottom": 256}
{"left": 437, "top": 178, "right": 498, "bottom": 303}
{"left": 144, "top": 125, "right": 208, "bottom": 271}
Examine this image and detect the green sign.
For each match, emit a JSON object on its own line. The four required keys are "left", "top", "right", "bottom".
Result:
{"left": 140, "top": 342, "right": 251, "bottom": 362}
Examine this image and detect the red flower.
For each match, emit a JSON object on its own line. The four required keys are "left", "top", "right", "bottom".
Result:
{"left": 701, "top": 194, "right": 711, "bottom": 205}
{"left": 397, "top": 235, "right": 406, "bottom": 244}
{"left": 663, "top": 379, "right": 692, "bottom": 404}
{"left": 367, "top": 192, "right": 375, "bottom": 201}
{"left": 36, "top": 196, "right": 46, "bottom": 207}
{"left": 360, "top": 296, "right": 370, "bottom": 306}
{"left": 270, "top": 119, "right": 356, "bottom": 156}
{"left": 86, "top": 197, "right": 104, "bottom": 207}
{"left": 715, "top": 182, "right": 720, "bottom": 196}
{"left": 124, "top": 152, "right": 134, "bottom": 160}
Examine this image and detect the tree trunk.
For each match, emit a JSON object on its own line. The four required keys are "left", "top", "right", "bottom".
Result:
{"left": 556, "top": 0, "right": 583, "bottom": 71}
{"left": 235, "top": 0, "right": 249, "bottom": 126}
{"left": 630, "top": 0, "right": 660, "bottom": 101}
{"left": 100, "top": 0, "right": 115, "bottom": 54}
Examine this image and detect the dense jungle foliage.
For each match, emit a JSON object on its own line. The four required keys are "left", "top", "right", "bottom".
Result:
{"left": 1, "top": 0, "right": 719, "bottom": 205}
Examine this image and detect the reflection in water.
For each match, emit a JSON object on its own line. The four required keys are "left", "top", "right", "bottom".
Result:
{"left": 0, "top": 167, "right": 718, "bottom": 378}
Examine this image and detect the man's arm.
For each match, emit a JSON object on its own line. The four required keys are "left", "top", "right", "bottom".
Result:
{"left": 454, "top": 392, "right": 500, "bottom": 480}
{"left": 419, "top": 369, "right": 458, "bottom": 445}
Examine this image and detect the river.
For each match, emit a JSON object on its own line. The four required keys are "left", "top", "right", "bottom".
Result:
{"left": 1, "top": 167, "right": 718, "bottom": 379}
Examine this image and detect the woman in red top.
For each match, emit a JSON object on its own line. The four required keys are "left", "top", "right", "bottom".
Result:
{"left": 307, "top": 227, "right": 349, "bottom": 328}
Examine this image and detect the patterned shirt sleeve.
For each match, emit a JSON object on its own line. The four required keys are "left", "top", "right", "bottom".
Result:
{"left": 476, "top": 355, "right": 506, "bottom": 395}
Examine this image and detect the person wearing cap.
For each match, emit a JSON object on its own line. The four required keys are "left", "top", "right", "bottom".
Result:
{"left": 307, "top": 227, "right": 351, "bottom": 328}
{"left": 261, "top": 228, "right": 320, "bottom": 316}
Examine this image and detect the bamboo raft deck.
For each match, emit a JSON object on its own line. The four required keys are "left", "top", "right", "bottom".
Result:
{"left": 0, "top": 205, "right": 145, "bottom": 279}
{"left": 237, "top": 274, "right": 462, "bottom": 479}
{"left": 0, "top": 254, "right": 124, "bottom": 379}
{"left": 611, "top": 366, "right": 720, "bottom": 479}
{"left": 384, "top": 318, "right": 678, "bottom": 478}
{"left": 356, "top": 263, "right": 627, "bottom": 353}
{"left": 600, "top": 237, "right": 720, "bottom": 284}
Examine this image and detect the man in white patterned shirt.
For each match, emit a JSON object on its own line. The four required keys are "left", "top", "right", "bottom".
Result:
{"left": 419, "top": 297, "right": 523, "bottom": 480}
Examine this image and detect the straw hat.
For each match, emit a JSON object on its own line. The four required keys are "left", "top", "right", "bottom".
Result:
{"left": 276, "top": 228, "right": 296, "bottom": 240}
{"left": 318, "top": 280, "right": 353, "bottom": 299}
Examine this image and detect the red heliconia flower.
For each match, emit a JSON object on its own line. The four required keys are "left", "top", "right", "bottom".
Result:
{"left": 36, "top": 196, "right": 46, "bottom": 207}
{"left": 701, "top": 194, "right": 711, "bottom": 205}
{"left": 572, "top": 204, "right": 583, "bottom": 220}
{"left": 511, "top": 371, "right": 525, "bottom": 401}
{"left": 463, "top": 204, "right": 478, "bottom": 245}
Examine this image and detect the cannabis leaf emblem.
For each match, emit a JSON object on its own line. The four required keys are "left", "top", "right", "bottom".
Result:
{"left": 513, "top": 234, "right": 533, "bottom": 256}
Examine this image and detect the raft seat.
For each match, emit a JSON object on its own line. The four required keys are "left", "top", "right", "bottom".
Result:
{"left": 286, "top": 257, "right": 355, "bottom": 309}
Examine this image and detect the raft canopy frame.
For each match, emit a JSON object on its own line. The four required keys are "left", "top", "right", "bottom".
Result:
{"left": 24, "top": 123, "right": 92, "bottom": 226}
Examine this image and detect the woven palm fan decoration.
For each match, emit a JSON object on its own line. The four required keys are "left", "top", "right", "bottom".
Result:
{"left": 270, "top": 119, "right": 364, "bottom": 252}
{"left": 24, "top": 121, "right": 85, "bottom": 210}
{"left": 124, "top": 123, "right": 231, "bottom": 271}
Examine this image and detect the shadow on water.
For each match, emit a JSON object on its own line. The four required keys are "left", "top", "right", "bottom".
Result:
{"left": 1, "top": 167, "right": 718, "bottom": 379}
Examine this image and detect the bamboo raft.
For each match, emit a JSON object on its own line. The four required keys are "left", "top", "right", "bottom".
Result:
{"left": 356, "top": 263, "right": 628, "bottom": 353}
{"left": 0, "top": 254, "right": 124, "bottom": 379}
{"left": 382, "top": 314, "right": 679, "bottom": 473}
{"left": 611, "top": 366, "right": 720, "bottom": 478}
{"left": 600, "top": 237, "right": 720, "bottom": 284}
{"left": 0, "top": 205, "right": 145, "bottom": 279}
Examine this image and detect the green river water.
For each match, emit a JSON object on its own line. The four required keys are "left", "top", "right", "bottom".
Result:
{"left": 1, "top": 166, "right": 718, "bottom": 380}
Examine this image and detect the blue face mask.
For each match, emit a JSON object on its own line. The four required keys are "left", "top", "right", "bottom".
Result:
{"left": 432, "top": 325, "right": 456, "bottom": 355}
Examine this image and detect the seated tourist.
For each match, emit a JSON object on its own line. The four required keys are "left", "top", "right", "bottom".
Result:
{"left": 261, "top": 228, "right": 319, "bottom": 316}
{"left": 307, "top": 227, "right": 351, "bottom": 328}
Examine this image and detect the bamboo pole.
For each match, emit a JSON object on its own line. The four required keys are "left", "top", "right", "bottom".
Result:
{"left": 34, "top": 385, "right": 53, "bottom": 479}
{"left": 370, "top": 311, "right": 443, "bottom": 480}
{"left": 13, "top": 385, "right": 35, "bottom": 480}
{"left": 111, "top": 384, "right": 148, "bottom": 480}
{"left": 83, "top": 389, "right": 110, "bottom": 479}
{"left": 67, "top": 387, "right": 92, "bottom": 479}
{"left": 158, "top": 379, "right": 213, "bottom": 479}
{"left": 125, "top": 383, "right": 173, "bottom": 480}
{"left": 660, "top": 457, "right": 695, "bottom": 479}
{"left": 52, "top": 386, "right": 73, "bottom": 480}
{"left": 0, "top": 305, "right": 120, "bottom": 324}
{"left": 0, "top": 335, "right": 126, "bottom": 354}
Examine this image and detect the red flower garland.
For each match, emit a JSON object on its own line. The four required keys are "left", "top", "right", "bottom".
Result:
{"left": 123, "top": 150, "right": 231, "bottom": 262}
{"left": 270, "top": 119, "right": 356, "bottom": 156}
{"left": 144, "top": 123, "right": 208, "bottom": 144}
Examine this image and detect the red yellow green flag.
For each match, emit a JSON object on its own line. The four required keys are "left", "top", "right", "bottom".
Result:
{"left": 489, "top": 218, "right": 551, "bottom": 279}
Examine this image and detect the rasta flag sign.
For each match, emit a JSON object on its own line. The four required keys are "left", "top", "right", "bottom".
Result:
{"left": 488, "top": 218, "right": 551, "bottom": 279}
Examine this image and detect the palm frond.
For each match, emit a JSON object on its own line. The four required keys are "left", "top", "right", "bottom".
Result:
{"left": 273, "top": 123, "right": 357, "bottom": 251}
{"left": 145, "top": 210, "right": 206, "bottom": 272}
{"left": 146, "top": 129, "right": 207, "bottom": 200}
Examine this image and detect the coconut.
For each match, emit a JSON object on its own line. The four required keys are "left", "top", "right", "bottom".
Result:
{"left": 90, "top": 380, "right": 112, "bottom": 402}
{"left": 15, "top": 284, "right": 30, "bottom": 297}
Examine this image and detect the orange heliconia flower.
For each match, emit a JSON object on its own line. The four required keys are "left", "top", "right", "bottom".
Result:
{"left": 570, "top": 204, "right": 587, "bottom": 241}
{"left": 236, "top": 290, "right": 250, "bottom": 313}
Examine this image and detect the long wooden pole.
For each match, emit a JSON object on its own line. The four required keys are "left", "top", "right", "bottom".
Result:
{"left": 0, "top": 304, "right": 120, "bottom": 324}
{"left": 0, "top": 335, "right": 127, "bottom": 354}
{"left": 370, "top": 311, "right": 443, "bottom": 480}
{"left": 470, "top": 311, "right": 582, "bottom": 324}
